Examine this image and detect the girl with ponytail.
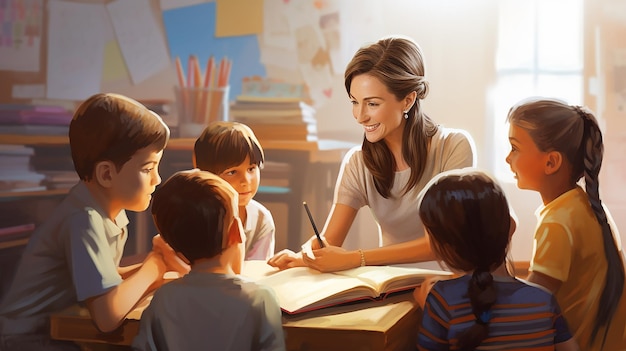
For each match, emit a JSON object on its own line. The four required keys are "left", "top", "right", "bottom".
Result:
{"left": 417, "top": 168, "right": 578, "bottom": 350}
{"left": 506, "top": 97, "right": 626, "bottom": 349}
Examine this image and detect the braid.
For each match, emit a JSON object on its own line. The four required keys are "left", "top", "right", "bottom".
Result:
{"left": 577, "top": 107, "right": 625, "bottom": 347}
{"left": 457, "top": 270, "right": 496, "bottom": 350}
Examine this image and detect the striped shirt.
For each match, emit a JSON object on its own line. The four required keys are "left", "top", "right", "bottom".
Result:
{"left": 417, "top": 275, "right": 572, "bottom": 350}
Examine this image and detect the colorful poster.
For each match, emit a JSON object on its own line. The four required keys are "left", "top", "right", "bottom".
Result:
{"left": 162, "top": 2, "right": 266, "bottom": 101}
{"left": 0, "top": 0, "right": 43, "bottom": 72}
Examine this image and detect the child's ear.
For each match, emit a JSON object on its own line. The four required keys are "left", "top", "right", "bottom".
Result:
{"left": 226, "top": 218, "right": 244, "bottom": 247}
{"left": 94, "top": 161, "right": 116, "bottom": 188}
{"left": 544, "top": 151, "right": 563, "bottom": 175}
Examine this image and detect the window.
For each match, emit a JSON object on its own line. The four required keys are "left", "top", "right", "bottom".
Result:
{"left": 490, "top": 0, "right": 583, "bottom": 180}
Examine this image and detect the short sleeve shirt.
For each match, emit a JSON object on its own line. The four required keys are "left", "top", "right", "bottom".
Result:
{"left": 530, "top": 186, "right": 626, "bottom": 349}
{"left": 335, "top": 127, "right": 476, "bottom": 245}
{"left": 132, "top": 271, "right": 285, "bottom": 351}
{"left": 244, "top": 200, "right": 276, "bottom": 260}
{"left": 0, "top": 182, "right": 127, "bottom": 335}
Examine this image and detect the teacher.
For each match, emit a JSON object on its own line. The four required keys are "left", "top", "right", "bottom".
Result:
{"left": 269, "top": 36, "right": 476, "bottom": 272}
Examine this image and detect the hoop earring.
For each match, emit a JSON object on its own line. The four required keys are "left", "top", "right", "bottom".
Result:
{"left": 403, "top": 111, "right": 409, "bottom": 119}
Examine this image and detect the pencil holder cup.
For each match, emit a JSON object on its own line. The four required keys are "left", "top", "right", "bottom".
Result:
{"left": 174, "top": 85, "right": 230, "bottom": 138}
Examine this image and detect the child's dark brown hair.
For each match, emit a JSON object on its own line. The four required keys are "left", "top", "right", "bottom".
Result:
{"left": 151, "top": 170, "right": 236, "bottom": 263}
{"left": 69, "top": 93, "right": 170, "bottom": 181}
{"left": 419, "top": 169, "right": 511, "bottom": 350}
{"left": 193, "top": 121, "right": 264, "bottom": 174}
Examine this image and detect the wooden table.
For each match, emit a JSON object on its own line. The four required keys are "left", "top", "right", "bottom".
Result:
{"left": 50, "top": 292, "right": 421, "bottom": 351}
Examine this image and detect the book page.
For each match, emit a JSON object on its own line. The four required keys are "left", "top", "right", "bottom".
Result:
{"left": 241, "top": 261, "right": 376, "bottom": 313}
{"left": 240, "top": 261, "right": 451, "bottom": 313}
{"left": 336, "top": 266, "right": 452, "bottom": 294}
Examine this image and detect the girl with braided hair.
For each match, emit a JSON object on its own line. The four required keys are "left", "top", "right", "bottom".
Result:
{"left": 506, "top": 97, "right": 626, "bottom": 349}
{"left": 416, "top": 168, "right": 578, "bottom": 350}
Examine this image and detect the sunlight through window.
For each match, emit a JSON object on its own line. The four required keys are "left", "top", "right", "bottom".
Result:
{"left": 491, "top": 0, "right": 583, "bottom": 180}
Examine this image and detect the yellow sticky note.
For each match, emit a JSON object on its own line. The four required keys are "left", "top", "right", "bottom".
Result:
{"left": 215, "top": 0, "right": 263, "bottom": 37}
{"left": 102, "top": 40, "right": 128, "bottom": 82}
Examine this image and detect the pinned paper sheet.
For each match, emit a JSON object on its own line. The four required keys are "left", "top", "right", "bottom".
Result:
{"left": 0, "top": 0, "right": 44, "bottom": 72}
{"left": 215, "top": 0, "right": 263, "bottom": 37}
{"left": 263, "top": 0, "right": 296, "bottom": 51}
{"left": 106, "top": 0, "right": 170, "bottom": 84}
{"left": 102, "top": 40, "right": 128, "bottom": 82}
{"left": 46, "top": 1, "right": 108, "bottom": 100}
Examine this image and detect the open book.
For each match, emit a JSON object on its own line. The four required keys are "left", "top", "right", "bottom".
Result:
{"left": 241, "top": 260, "right": 452, "bottom": 314}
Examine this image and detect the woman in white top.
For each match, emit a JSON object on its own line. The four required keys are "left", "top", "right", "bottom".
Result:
{"left": 268, "top": 36, "right": 476, "bottom": 272}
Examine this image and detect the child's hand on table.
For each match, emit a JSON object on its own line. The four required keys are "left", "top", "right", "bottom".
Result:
{"left": 267, "top": 249, "right": 306, "bottom": 270}
{"left": 152, "top": 234, "right": 191, "bottom": 276}
{"left": 413, "top": 275, "right": 454, "bottom": 309}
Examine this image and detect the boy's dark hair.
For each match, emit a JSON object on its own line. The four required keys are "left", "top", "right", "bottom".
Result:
{"left": 151, "top": 170, "right": 235, "bottom": 264}
{"left": 419, "top": 169, "right": 511, "bottom": 351}
{"left": 69, "top": 93, "right": 170, "bottom": 181}
{"left": 194, "top": 121, "right": 264, "bottom": 174}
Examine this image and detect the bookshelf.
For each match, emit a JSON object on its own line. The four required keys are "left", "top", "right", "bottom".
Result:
{"left": 0, "top": 134, "right": 149, "bottom": 252}
{"left": 0, "top": 188, "right": 68, "bottom": 198}
{"left": 0, "top": 134, "right": 356, "bottom": 256}
{"left": 0, "top": 135, "right": 125, "bottom": 300}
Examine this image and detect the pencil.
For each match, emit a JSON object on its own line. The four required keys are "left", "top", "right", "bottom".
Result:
{"left": 174, "top": 56, "right": 186, "bottom": 88}
{"left": 199, "top": 55, "right": 214, "bottom": 123}
{"left": 303, "top": 202, "right": 325, "bottom": 248}
{"left": 174, "top": 56, "right": 189, "bottom": 122}
{"left": 192, "top": 55, "right": 203, "bottom": 123}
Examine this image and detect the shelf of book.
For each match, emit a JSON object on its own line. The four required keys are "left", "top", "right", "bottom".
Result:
{"left": 0, "top": 237, "right": 30, "bottom": 250}
{"left": 0, "top": 135, "right": 322, "bottom": 152}
{"left": 0, "top": 188, "right": 68, "bottom": 199}
{"left": 0, "top": 134, "right": 68, "bottom": 145}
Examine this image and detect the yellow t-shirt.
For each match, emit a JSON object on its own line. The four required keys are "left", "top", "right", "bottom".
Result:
{"left": 530, "top": 186, "right": 626, "bottom": 350}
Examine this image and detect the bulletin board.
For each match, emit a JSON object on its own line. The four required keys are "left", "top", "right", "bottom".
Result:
{"left": 0, "top": 0, "right": 266, "bottom": 105}
{"left": 0, "top": 0, "right": 345, "bottom": 107}
{"left": 0, "top": 0, "right": 48, "bottom": 104}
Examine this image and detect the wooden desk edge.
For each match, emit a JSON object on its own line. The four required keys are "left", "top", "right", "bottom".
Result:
{"left": 50, "top": 293, "right": 420, "bottom": 350}
{"left": 50, "top": 310, "right": 138, "bottom": 346}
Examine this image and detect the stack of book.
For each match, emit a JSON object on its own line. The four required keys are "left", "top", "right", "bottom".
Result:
{"left": 0, "top": 145, "right": 46, "bottom": 193}
{"left": 0, "top": 104, "right": 73, "bottom": 136}
{"left": 139, "top": 99, "right": 176, "bottom": 133}
{"left": 229, "top": 96, "right": 318, "bottom": 141}
{"left": 31, "top": 145, "right": 78, "bottom": 190}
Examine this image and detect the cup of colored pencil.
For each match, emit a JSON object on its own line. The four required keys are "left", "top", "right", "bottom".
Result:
{"left": 174, "top": 55, "right": 232, "bottom": 138}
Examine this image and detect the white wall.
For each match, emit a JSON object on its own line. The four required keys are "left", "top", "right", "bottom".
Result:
{"left": 314, "top": 1, "right": 542, "bottom": 261}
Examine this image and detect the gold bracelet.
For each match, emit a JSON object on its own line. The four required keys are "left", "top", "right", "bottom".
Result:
{"left": 358, "top": 249, "right": 366, "bottom": 267}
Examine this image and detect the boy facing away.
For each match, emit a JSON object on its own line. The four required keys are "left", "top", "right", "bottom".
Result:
{"left": 0, "top": 93, "right": 186, "bottom": 350}
{"left": 132, "top": 169, "right": 285, "bottom": 351}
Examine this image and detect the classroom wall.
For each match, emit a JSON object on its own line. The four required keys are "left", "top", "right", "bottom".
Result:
{"left": 2, "top": 0, "right": 624, "bottom": 263}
